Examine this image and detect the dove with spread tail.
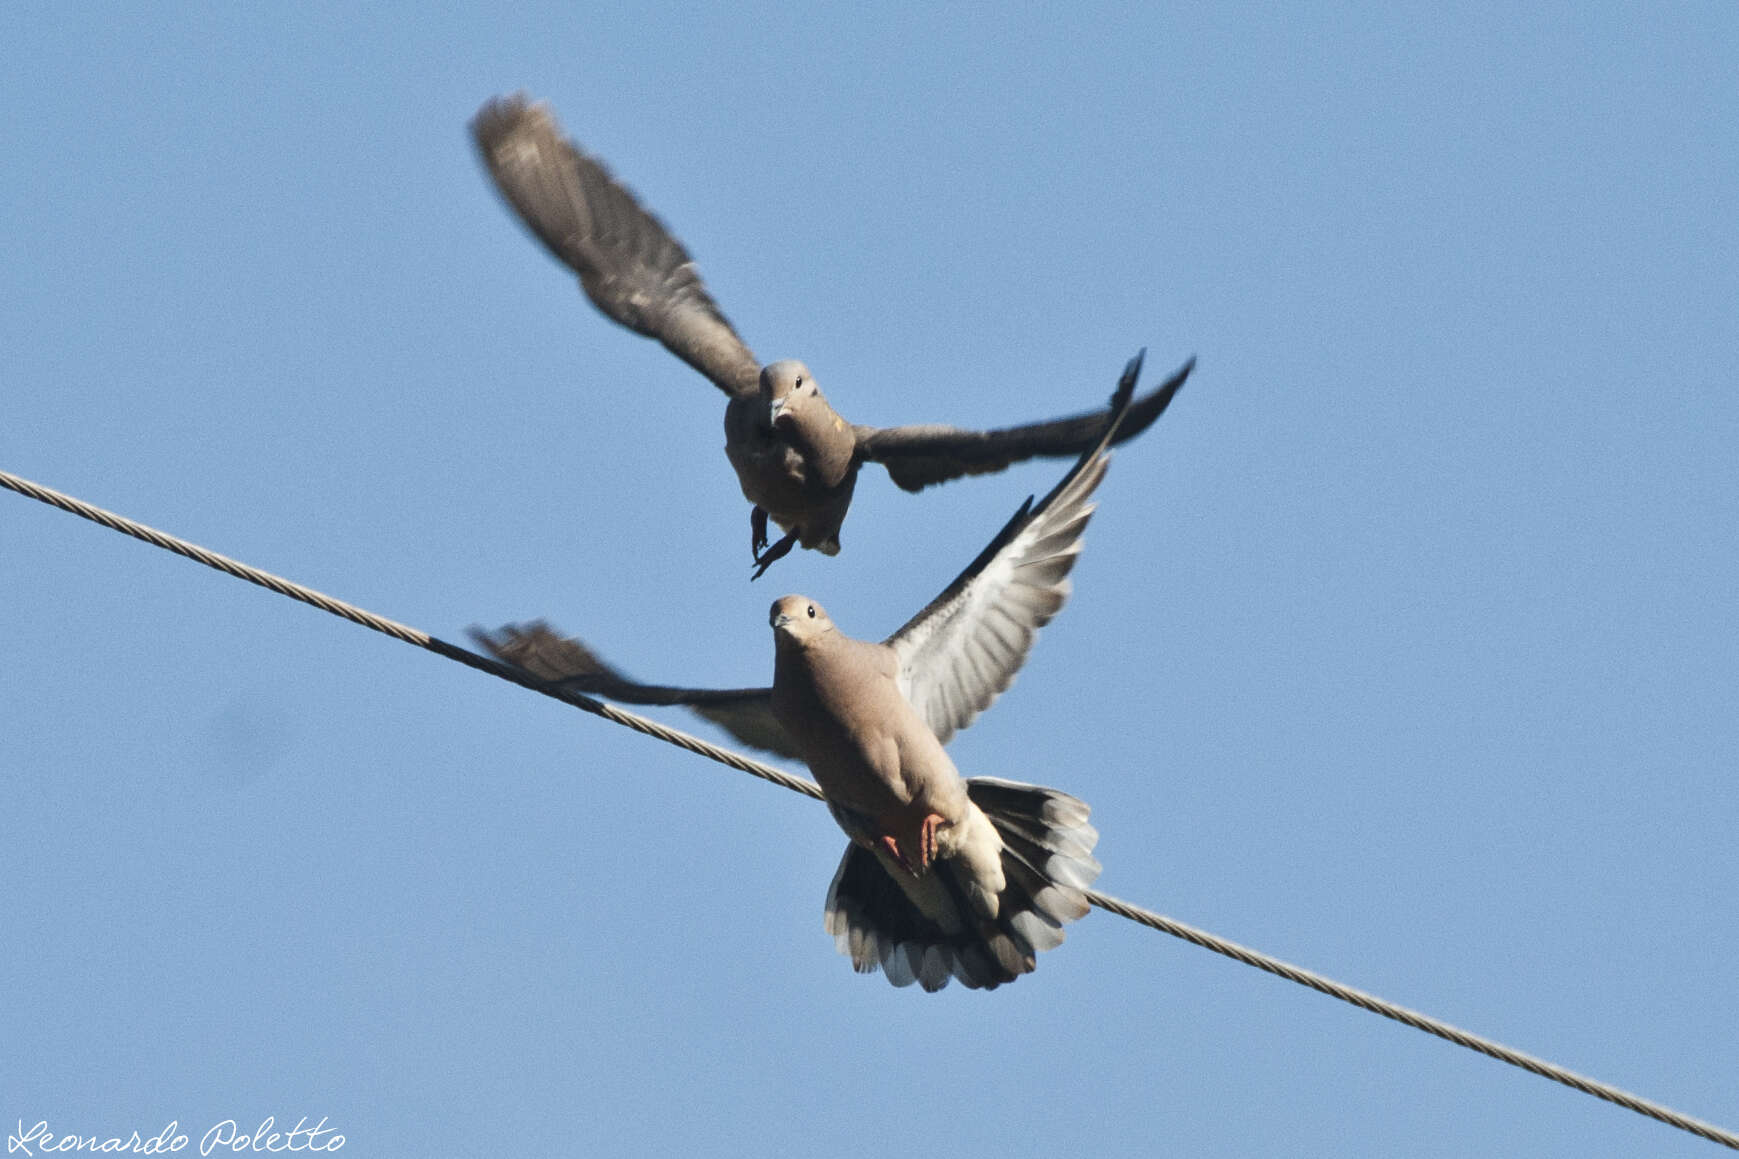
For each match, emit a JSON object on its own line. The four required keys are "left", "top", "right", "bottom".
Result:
{"left": 477, "top": 352, "right": 1169, "bottom": 990}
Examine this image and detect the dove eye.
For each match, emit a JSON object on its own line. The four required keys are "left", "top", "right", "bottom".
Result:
{"left": 795, "top": 375, "right": 805, "bottom": 388}
{"left": 806, "top": 605, "right": 816, "bottom": 618}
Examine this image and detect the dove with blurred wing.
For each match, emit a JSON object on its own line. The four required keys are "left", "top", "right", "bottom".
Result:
{"left": 473, "top": 93, "right": 1193, "bottom": 577}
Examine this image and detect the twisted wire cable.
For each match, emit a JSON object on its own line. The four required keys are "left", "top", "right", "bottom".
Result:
{"left": 5, "top": 465, "right": 1733, "bottom": 1151}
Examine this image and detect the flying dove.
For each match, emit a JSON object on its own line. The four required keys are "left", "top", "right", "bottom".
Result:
{"left": 475, "top": 352, "right": 1166, "bottom": 990}
{"left": 472, "top": 93, "right": 1195, "bottom": 578}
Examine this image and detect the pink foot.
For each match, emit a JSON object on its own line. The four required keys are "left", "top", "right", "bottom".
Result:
{"left": 880, "top": 814, "right": 949, "bottom": 875}
{"left": 919, "top": 813, "right": 945, "bottom": 867}
{"left": 878, "top": 834, "right": 914, "bottom": 873}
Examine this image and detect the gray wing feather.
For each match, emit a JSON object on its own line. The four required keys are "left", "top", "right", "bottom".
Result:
{"left": 884, "top": 351, "right": 1157, "bottom": 745}
{"left": 469, "top": 621, "right": 798, "bottom": 759}
{"left": 855, "top": 353, "right": 1193, "bottom": 492}
{"left": 472, "top": 94, "right": 761, "bottom": 398}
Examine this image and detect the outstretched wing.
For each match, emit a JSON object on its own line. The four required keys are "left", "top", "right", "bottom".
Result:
{"left": 883, "top": 351, "right": 1163, "bottom": 745}
{"left": 855, "top": 353, "right": 1193, "bottom": 492}
{"left": 472, "top": 94, "right": 761, "bottom": 398}
{"left": 470, "top": 621, "right": 799, "bottom": 760}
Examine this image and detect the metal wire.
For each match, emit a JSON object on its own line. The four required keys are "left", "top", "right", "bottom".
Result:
{"left": 0, "top": 469, "right": 821, "bottom": 800}
{"left": 5, "top": 464, "right": 1734, "bottom": 1151}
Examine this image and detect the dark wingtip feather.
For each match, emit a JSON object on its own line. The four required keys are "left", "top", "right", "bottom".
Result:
{"left": 1106, "top": 353, "right": 1195, "bottom": 449}
{"left": 471, "top": 91, "right": 534, "bottom": 147}
{"left": 1110, "top": 347, "right": 1145, "bottom": 413}
{"left": 467, "top": 619, "right": 622, "bottom": 688}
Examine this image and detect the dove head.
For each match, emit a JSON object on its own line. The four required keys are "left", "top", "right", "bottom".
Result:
{"left": 761, "top": 360, "right": 823, "bottom": 427}
{"left": 770, "top": 594, "right": 835, "bottom": 647}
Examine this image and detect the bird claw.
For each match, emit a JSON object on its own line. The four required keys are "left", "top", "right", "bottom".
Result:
{"left": 880, "top": 814, "right": 948, "bottom": 876}
{"left": 750, "top": 527, "right": 798, "bottom": 580}
{"left": 750, "top": 507, "right": 770, "bottom": 558}
{"left": 920, "top": 813, "right": 944, "bottom": 866}
{"left": 879, "top": 834, "right": 915, "bottom": 874}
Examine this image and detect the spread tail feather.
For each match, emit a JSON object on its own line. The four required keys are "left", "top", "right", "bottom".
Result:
{"left": 822, "top": 777, "right": 1101, "bottom": 992}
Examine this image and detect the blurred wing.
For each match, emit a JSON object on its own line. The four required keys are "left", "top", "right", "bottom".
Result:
{"left": 883, "top": 352, "right": 1153, "bottom": 744}
{"left": 856, "top": 352, "right": 1192, "bottom": 492}
{"left": 472, "top": 94, "right": 761, "bottom": 398}
{"left": 470, "top": 621, "right": 798, "bottom": 759}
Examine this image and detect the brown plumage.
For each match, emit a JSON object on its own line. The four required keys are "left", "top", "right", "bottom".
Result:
{"left": 474, "top": 355, "right": 1162, "bottom": 990}
{"left": 472, "top": 93, "right": 1194, "bottom": 577}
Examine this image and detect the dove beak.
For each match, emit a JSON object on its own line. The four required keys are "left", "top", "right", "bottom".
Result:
{"left": 767, "top": 396, "right": 789, "bottom": 427}
{"left": 771, "top": 611, "right": 795, "bottom": 631}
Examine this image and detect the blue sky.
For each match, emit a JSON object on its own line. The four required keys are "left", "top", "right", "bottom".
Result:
{"left": 4, "top": 4, "right": 1735, "bottom": 1156}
